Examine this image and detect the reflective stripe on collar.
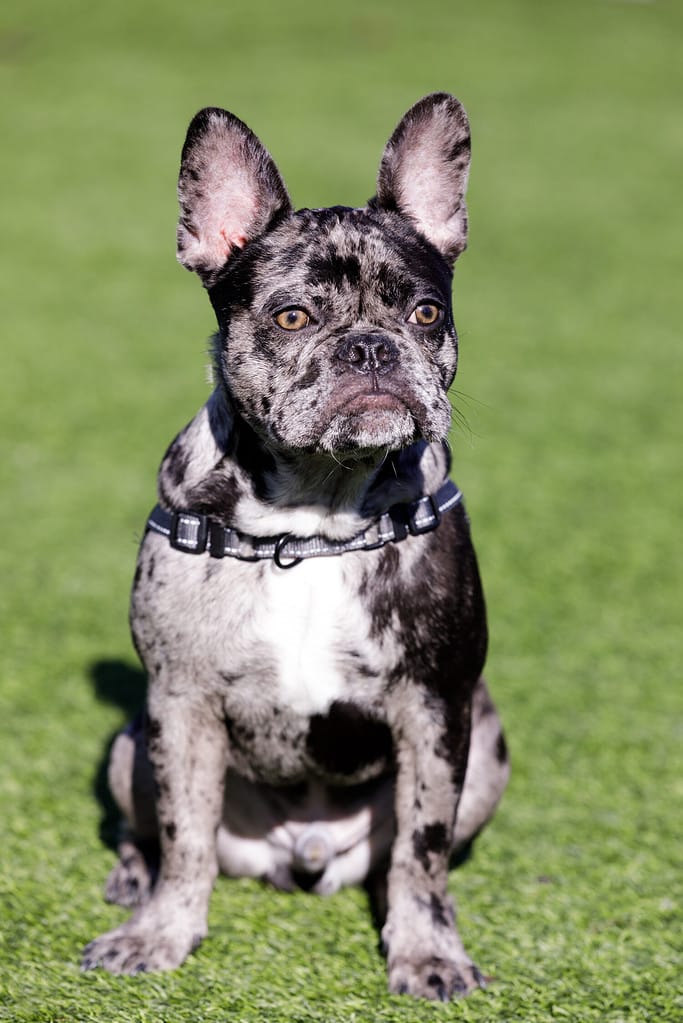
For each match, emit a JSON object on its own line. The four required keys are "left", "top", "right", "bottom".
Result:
{"left": 145, "top": 478, "right": 463, "bottom": 567}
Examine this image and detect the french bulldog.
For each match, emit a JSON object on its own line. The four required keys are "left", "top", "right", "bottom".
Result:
{"left": 82, "top": 93, "right": 510, "bottom": 1001}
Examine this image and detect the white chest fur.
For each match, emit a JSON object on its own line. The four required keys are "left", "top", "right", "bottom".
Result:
{"left": 260, "top": 557, "right": 354, "bottom": 716}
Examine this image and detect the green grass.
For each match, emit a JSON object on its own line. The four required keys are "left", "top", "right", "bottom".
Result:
{"left": 1, "top": 0, "right": 681, "bottom": 1019}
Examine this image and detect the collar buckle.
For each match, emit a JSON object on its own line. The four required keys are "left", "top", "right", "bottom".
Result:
{"left": 170, "top": 511, "right": 209, "bottom": 554}
{"left": 408, "top": 494, "right": 441, "bottom": 536}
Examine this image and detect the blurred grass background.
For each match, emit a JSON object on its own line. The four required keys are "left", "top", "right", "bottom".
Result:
{"left": 1, "top": 0, "right": 681, "bottom": 1020}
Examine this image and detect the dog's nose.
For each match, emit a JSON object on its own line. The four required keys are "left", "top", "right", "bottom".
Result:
{"left": 337, "top": 334, "right": 398, "bottom": 375}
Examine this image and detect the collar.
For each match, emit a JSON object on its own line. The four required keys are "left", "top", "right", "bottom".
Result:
{"left": 145, "top": 477, "right": 463, "bottom": 569}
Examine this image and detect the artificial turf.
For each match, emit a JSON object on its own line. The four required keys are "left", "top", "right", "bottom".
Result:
{"left": 1, "top": 0, "right": 681, "bottom": 1020}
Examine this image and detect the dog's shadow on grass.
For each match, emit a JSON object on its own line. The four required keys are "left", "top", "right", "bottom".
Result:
{"left": 89, "top": 659, "right": 147, "bottom": 850}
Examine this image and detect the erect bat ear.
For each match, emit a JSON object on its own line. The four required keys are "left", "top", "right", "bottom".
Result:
{"left": 374, "top": 93, "right": 471, "bottom": 266}
{"left": 176, "top": 107, "right": 292, "bottom": 287}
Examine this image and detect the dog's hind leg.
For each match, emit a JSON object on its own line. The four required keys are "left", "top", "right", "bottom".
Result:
{"left": 104, "top": 713, "right": 159, "bottom": 907}
{"left": 453, "top": 677, "right": 510, "bottom": 853}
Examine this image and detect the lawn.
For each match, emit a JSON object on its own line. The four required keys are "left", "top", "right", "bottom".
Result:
{"left": 1, "top": 0, "right": 681, "bottom": 1020}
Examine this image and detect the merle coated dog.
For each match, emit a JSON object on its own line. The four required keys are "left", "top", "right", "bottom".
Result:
{"left": 82, "top": 93, "right": 510, "bottom": 1001}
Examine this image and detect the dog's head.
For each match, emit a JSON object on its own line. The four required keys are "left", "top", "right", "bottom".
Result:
{"left": 177, "top": 94, "right": 470, "bottom": 457}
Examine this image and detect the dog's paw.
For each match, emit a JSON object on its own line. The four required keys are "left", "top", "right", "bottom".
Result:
{"left": 81, "top": 920, "right": 203, "bottom": 975}
{"left": 388, "top": 954, "right": 484, "bottom": 1002}
{"left": 105, "top": 845, "right": 157, "bottom": 908}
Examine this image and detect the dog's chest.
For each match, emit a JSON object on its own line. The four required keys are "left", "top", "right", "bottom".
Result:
{"left": 135, "top": 534, "right": 403, "bottom": 782}
{"left": 214, "top": 553, "right": 392, "bottom": 783}
{"left": 258, "top": 557, "right": 360, "bottom": 716}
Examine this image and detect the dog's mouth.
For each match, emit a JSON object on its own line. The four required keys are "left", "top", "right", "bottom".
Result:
{"left": 340, "top": 391, "right": 409, "bottom": 416}
{"left": 326, "top": 378, "right": 416, "bottom": 419}
{"left": 316, "top": 380, "right": 431, "bottom": 454}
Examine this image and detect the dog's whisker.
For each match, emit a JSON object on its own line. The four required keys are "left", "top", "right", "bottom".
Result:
{"left": 450, "top": 405, "right": 474, "bottom": 442}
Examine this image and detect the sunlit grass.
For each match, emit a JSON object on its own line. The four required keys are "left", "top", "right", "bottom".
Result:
{"left": 1, "top": 1, "right": 681, "bottom": 1019}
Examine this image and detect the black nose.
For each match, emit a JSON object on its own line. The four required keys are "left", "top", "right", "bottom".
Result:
{"left": 337, "top": 334, "right": 399, "bottom": 375}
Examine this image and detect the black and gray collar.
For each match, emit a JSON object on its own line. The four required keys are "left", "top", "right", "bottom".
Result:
{"left": 145, "top": 478, "right": 463, "bottom": 569}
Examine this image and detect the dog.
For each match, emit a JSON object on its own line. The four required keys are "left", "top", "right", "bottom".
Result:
{"left": 82, "top": 93, "right": 510, "bottom": 1001}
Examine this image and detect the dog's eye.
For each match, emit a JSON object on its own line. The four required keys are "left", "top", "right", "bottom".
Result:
{"left": 408, "top": 302, "right": 442, "bottom": 326}
{"left": 274, "top": 308, "right": 310, "bottom": 331}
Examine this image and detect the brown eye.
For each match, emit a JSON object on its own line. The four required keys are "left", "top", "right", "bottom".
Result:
{"left": 408, "top": 302, "right": 442, "bottom": 326}
{"left": 275, "top": 308, "right": 310, "bottom": 331}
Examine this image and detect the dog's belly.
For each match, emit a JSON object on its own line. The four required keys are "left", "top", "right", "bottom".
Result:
{"left": 222, "top": 699, "right": 393, "bottom": 787}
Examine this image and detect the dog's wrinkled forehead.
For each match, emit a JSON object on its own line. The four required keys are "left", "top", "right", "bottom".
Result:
{"left": 211, "top": 205, "right": 453, "bottom": 319}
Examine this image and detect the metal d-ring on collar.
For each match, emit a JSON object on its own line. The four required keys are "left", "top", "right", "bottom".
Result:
{"left": 273, "top": 533, "right": 304, "bottom": 570}
{"left": 144, "top": 477, "right": 464, "bottom": 568}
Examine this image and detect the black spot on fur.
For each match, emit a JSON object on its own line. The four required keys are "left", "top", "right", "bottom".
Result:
{"left": 306, "top": 702, "right": 392, "bottom": 776}
{"left": 446, "top": 134, "right": 471, "bottom": 165}
{"left": 165, "top": 822, "right": 177, "bottom": 842}
{"left": 342, "top": 648, "right": 380, "bottom": 679}
{"left": 379, "top": 542, "right": 400, "bottom": 576}
{"left": 367, "top": 545, "right": 401, "bottom": 635}
{"left": 146, "top": 717, "right": 162, "bottom": 742}
{"left": 280, "top": 240, "right": 308, "bottom": 268}
{"left": 208, "top": 242, "right": 259, "bottom": 320}
{"left": 429, "top": 893, "right": 449, "bottom": 927}
{"left": 378, "top": 211, "right": 453, "bottom": 294}
{"left": 186, "top": 469, "right": 239, "bottom": 522}
{"left": 496, "top": 730, "right": 508, "bottom": 764}
{"left": 307, "top": 251, "right": 361, "bottom": 290}
{"left": 225, "top": 716, "right": 257, "bottom": 754}
{"left": 250, "top": 324, "right": 277, "bottom": 359}
{"left": 375, "top": 263, "right": 414, "bottom": 308}
{"left": 163, "top": 437, "right": 191, "bottom": 488}
{"left": 297, "top": 357, "right": 321, "bottom": 390}
{"left": 412, "top": 822, "right": 449, "bottom": 871}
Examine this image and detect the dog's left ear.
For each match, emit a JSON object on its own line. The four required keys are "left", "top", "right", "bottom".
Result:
{"left": 375, "top": 93, "right": 471, "bottom": 266}
{"left": 177, "top": 107, "right": 292, "bottom": 286}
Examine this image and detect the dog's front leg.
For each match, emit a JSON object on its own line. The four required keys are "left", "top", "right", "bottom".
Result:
{"left": 83, "top": 692, "right": 227, "bottom": 974}
{"left": 383, "top": 694, "right": 481, "bottom": 1001}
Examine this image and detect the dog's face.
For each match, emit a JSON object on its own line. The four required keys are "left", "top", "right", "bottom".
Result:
{"left": 176, "top": 95, "right": 471, "bottom": 457}
{"left": 209, "top": 209, "right": 457, "bottom": 454}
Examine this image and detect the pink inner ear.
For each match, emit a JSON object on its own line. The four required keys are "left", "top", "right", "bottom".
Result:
{"left": 212, "top": 184, "right": 258, "bottom": 258}
{"left": 220, "top": 228, "right": 248, "bottom": 255}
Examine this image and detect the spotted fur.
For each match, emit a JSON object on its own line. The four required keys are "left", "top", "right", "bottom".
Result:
{"left": 82, "top": 94, "right": 510, "bottom": 1002}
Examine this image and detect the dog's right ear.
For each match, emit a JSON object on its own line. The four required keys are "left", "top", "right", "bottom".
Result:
{"left": 177, "top": 108, "right": 292, "bottom": 287}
